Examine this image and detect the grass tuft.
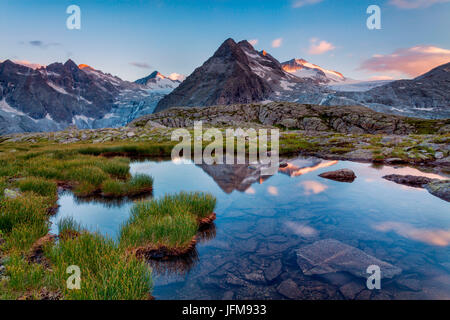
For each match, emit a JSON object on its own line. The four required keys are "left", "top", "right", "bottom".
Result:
{"left": 17, "top": 177, "right": 57, "bottom": 197}
{"left": 45, "top": 232, "right": 152, "bottom": 300}
{"left": 119, "top": 192, "right": 216, "bottom": 250}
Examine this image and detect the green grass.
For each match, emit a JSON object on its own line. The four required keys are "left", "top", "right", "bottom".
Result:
{"left": 1, "top": 253, "right": 55, "bottom": 299}
{"left": 77, "top": 143, "right": 175, "bottom": 157}
{"left": 0, "top": 194, "right": 49, "bottom": 233}
{"left": 57, "top": 217, "right": 83, "bottom": 235}
{"left": 119, "top": 192, "right": 216, "bottom": 250}
{"left": 17, "top": 177, "right": 57, "bottom": 197}
{"left": 45, "top": 232, "right": 152, "bottom": 300}
{"left": 3, "top": 220, "right": 49, "bottom": 253}
{"left": 101, "top": 174, "right": 153, "bottom": 197}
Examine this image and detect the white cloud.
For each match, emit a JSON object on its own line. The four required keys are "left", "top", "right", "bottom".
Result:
{"left": 308, "top": 38, "right": 335, "bottom": 55}
{"left": 271, "top": 38, "right": 283, "bottom": 48}
{"left": 389, "top": 0, "right": 450, "bottom": 9}
{"left": 292, "top": 0, "right": 324, "bottom": 8}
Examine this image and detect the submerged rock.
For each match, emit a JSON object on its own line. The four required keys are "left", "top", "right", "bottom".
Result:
{"left": 277, "top": 279, "right": 303, "bottom": 299}
{"left": 382, "top": 174, "right": 438, "bottom": 188}
{"left": 296, "top": 239, "right": 402, "bottom": 279}
{"left": 318, "top": 169, "right": 356, "bottom": 183}
{"left": 264, "top": 259, "right": 282, "bottom": 282}
{"left": 425, "top": 180, "right": 450, "bottom": 202}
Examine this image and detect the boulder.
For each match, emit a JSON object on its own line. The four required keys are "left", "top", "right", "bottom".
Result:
{"left": 3, "top": 188, "right": 21, "bottom": 199}
{"left": 318, "top": 169, "right": 356, "bottom": 183}
{"left": 264, "top": 259, "right": 282, "bottom": 282}
{"left": 277, "top": 279, "right": 303, "bottom": 299}
{"left": 425, "top": 180, "right": 450, "bottom": 202}
{"left": 296, "top": 239, "right": 402, "bottom": 279}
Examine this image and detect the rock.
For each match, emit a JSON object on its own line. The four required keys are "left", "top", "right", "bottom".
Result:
{"left": 318, "top": 169, "right": 356, "bottom": 183}
{"left": 243, "top": 270, "right": 266, "bottom": 283}
{"left": 145, "top": 120, "right": 167, "bottom": 128}
{"left": 381, "top": 136, "right": 403, "bottom": 145}
{"left": 279, "top": 162, "right": 288, "bottom": 168}
{"left": 425, "top": 180, "right": 450, "bottom": 202}
{"left": 435, "top": 152, "right": 444, "bottom": 159}
{"left": 344, "top": 149, "right": 373, "bottom": 161}
{"left": 277, "top": 279, "right": 303, "bottom": 299}
{"left": 3, "top": 188, "right": 21, "bottom": 199}
{"left": 222, "top": 291, "right": 234, "bottom": 300}
{"left": 382, "top": 174, "right": 438, "bottom": 188}
{"left": 355, "top": 290, "right": 372, "bottom": 300}
{"left": 296, "top": 239, "right": 402, "bottom": 279}
{"left": 280, "top": 118, "right": 298, "bottom": 128}
{"left": 385, "top": 158, "right": 407, "bottom": 164}
{"left": 339, "top": 281, "right": 365, "bottom": 300}
{"left": 264, "top": 260, "right": 282, "bottom": 282}
{"left": 434, "top": 156, "right": 450, "bottom": 167}
{"left": 396, "top": 278, "right": 422, "bottom": 292}
{"left": 127, "top": 131, "right": 136, "bottom": 137}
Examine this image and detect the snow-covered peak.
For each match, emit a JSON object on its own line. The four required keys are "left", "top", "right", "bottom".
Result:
{"left": 134, "top": 70, "right": 183, "bottom": 92}
{"left": 282, "top": 58, "right": 345, "bottom": 83}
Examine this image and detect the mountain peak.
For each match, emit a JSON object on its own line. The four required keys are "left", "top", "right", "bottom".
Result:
{"left": 148, "top": 71, "right": 165, "bottom": 79}
{"left": 64, "top": 59, "right": 79, "bottom": 70}
{"left": 154, "top": 38, "right": 301, "bottom": 112}
{"left": 282, "top": 58, "right": 345, "bottom": 83}
{"left": 237, "top": 40, "right": 254, "bottom": 50}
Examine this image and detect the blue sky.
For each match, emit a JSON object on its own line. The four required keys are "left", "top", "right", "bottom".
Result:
{"left": 0, "top": 0, "right": 449, "bottom": 81}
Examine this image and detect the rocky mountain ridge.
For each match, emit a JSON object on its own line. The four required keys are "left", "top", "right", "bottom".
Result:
{"left": 153, "top": 38, "right": 450, "bottom": 119}
{"left": 0, "top": 60, "right": 167, "bottom": 134}
{"left": 131, "top": 102, "right": 450, "bottom": 135}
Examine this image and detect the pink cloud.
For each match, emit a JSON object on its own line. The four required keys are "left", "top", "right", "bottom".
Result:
{"left": 292, "top": 0, "right": 324, "bottom": 8}
{"left": 11, "top": 60, "right": 44, "bottom": 69}
{"left": 248, "top": 39, "right": 258, "bottom": 46}
{"left": 368, "top": 75, "right": 396, "bottom": 81}
{"left": 360, "top": 45, "right": 450, "bottom": 77}
{"left": 308, "top": 38, "right": 335, "bottom": 55}
{"left": 300, "top": 180, "right": 328, "bottom": 195}
{"left": 374, "top": 221, "right": 450, "bottom": 246}
{"left": 389, "top": 0, "right": 450, "bottom": 9}
{"left": 267, "top": 186, "right": 278, "bottom": 196}
{"left": 271, "top": 38, "right": 283, "bottom": 48}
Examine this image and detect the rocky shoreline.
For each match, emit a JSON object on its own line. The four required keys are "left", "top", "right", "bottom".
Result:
{"left": 1, "top": 103, "right": 449, "bottom": 175}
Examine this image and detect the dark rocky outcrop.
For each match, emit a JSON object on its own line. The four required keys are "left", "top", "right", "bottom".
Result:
{"left": 425, "top": 180, "right": 450, "bottom": 202}
{"left": 132, "top": 102, "right": 450, "bottom": 135}
{"left": 319, "top": 169, "right": 356, "bottom": 182}
{"left": 382, "top": 174, "right": 438, "bottom": 188}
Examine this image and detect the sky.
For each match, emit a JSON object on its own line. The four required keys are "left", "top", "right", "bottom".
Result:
{"left": 0, "top": 0, "right": 449, "bottom": 81}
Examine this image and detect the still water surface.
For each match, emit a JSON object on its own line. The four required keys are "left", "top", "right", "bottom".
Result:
{"left": 50, "top": 156, "right": 450, "bottom": 300}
